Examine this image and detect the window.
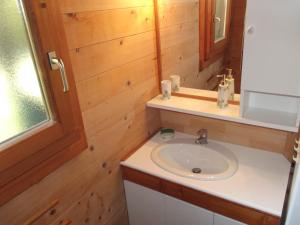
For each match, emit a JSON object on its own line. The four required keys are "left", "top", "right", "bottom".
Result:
{"left": 0, "top": 0, "right": 87, "bottom": 205}
{"left": 1, "top": 0, "right": 49, "bottom": 144}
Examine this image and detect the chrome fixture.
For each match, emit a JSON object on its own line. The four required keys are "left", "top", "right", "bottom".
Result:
{"left": 195, "top": 129, "right": 208, "bottom": 145}
{"left": 48, "top": 51, "right": 69, "bottom": 93}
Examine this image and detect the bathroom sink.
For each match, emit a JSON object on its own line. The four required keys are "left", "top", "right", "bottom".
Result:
{"left": 151, "top": 138, "right": 238, "bottom": 180}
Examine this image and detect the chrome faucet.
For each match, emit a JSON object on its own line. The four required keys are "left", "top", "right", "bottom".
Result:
{"left": 195, "top": 129, "right": 208, "bottom": 144}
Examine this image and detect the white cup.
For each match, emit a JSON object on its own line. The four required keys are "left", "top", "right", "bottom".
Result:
{"left": 170, "top": 75, "right": 180, "bottom": 92}
{"left": 161, "top": 80, "right": 171, "bottom": 100}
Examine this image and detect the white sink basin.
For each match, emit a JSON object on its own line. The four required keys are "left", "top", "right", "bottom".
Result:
{"left": 151, "top": 138, "right": 238, "bottom": 180}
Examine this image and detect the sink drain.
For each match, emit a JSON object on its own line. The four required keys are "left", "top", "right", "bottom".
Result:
{"left": 192, "top": 168, "right": 202, "bottom": 174}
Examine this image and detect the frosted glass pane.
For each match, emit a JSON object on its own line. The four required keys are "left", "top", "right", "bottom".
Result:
{"left": 0, "top": 0, "right": 49, "bottom": 144}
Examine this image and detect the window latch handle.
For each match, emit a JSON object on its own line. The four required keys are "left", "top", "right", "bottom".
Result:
{"left": 48, "top": 51, "right": 70, "bottom": 93}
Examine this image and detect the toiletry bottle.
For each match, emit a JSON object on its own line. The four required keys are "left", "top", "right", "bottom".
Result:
{"left": 217, "top": 74, "right": 229, "bottom": 108}
{"left": 225, "top": 68, "right": 235, "bottom": 101}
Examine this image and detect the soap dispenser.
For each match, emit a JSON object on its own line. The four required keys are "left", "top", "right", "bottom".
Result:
{"left": 217, "top": 74, "right": 229, "bottom": 108}
{"left": 225, "top": 68, "right": 235, "bottom": 101}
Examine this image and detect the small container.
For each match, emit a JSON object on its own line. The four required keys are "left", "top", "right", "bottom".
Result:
{"left": 160, "top": 128, "right": 175, "bottom": 141}
{"left": 225, "top": 68, "right": 235, "bottom": 101}
{"left": 217, "top": 74, "right": 229, "bottom": 108}
{"left": 170, "top": 75, "right": 180, "bottom": 92}
{"left": 161, "top": 80, "right": 171, "bottom": 100}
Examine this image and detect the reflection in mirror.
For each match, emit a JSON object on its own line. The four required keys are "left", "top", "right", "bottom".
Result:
{"left": 214, "top": 0, "right": 228, "bottom": 42}
{"left": 156, "top": 0, "right": 246, "bottom": 99}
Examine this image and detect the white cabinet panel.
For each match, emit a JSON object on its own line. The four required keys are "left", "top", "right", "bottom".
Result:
{"left": 242, "top": 0, "right": 300, "bottom": 96}
{"left": 165, "top": 195, "right": 213, "bottom": 225}
{"left": 124, "top": 181, "right": 165, "bottom": 225}
{"left": 124, "top": 181, "right": 248, "bottom": 225}
{"left": 214, "top": 213, "right": 247, "bottom": 225}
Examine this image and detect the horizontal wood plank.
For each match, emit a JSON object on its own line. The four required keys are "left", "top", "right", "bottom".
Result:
{"left": 82, "top": 76, "right": 159, "bottom": 138}
{"left": 158, "top": 1, "right": 199, "bottom": 28}
{"left": 70, "top": 31, "right": 156, "bottom": 81}
{"left": 63, "top": 6, "right": 155, "bottom": 49}
{"left": 59, "top": 0, "right": 154, "bottom": 13}
{"left": 77, "top": 54, "right": 158, "bottom": 111}
{"left": 160, "top": 21, "right": 199, "bottom": 50}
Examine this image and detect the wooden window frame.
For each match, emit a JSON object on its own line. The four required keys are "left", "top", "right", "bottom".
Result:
{"left": 199, "top": 0, "right": 232, "bottom": 70}
{"left": 0, "top": 0, "right": 87, "bottom": 205}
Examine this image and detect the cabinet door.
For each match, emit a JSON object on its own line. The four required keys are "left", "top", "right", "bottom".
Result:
{"left": 124, "top": 181, "right": 165, "bottom": 225}
{"left": 242, "top": 0, "right": 300, "bottom": 96}
{"left": 214, "top": 213, "right": 247, "bottom": 225}
{"left": 165, "top": 194, "right": 214, "bottom": 225}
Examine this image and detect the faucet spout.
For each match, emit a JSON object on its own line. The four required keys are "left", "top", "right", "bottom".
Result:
{"left": 195, "top": 129, "right": 208, "bottom": 144}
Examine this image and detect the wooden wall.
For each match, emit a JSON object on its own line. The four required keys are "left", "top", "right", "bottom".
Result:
{"left": 0, "top": 1, "right": 296, "bottom": 225}
{"left": 0, "top": 1, "right": 161, "bottom": 225}
{"left": 160, "top": 110, "right": 296, "bottom": 161}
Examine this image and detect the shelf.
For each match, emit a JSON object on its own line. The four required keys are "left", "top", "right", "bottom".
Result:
{"left": 147, "top": 95, "right": 299, "bottom": 132}
{"left": 175, "top": 87, "right": 241, "bottom": 101}
{"left": 243, "top": 107, "right": 298, "bottom": 128}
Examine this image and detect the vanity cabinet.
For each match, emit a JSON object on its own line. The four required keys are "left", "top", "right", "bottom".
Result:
{"left": 124, "top": 181, "right": 246, "bottom": 225}
{"left": 214, "top": 214, "right": 246, "bottom": 225}
{"left": 165, "top": 194, "right": 213, "bottom": 225}
{"left": 124, "top": 180, "right": 165, "bottom": 225}
{"left": 122, "top": 166, "right": 281, "bottom": 225}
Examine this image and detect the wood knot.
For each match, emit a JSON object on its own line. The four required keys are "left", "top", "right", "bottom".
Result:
{"left": 40, "top": 2, "right": 47, "bottom": 8}
{"left": 67, "top": 12, "right": 77, "bottom": 19}
{"left": 49, "top": 208, "right": 56, "bottom": 216}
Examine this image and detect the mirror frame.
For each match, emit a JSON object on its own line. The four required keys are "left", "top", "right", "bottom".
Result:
{"left": 153, "top": 0, "right": 240, "bottom": 105}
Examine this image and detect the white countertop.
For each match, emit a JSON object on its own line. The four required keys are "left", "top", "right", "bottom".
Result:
{"left": 121, "top": 132, "right": 291, "bottom": 217}
{"left": 147, "top": 95, "right": 299, "bottom": 132}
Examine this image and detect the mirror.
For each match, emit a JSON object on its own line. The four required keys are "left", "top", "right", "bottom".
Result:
{"left": 155, "top": 0, "right": 246, "bottom": 101}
